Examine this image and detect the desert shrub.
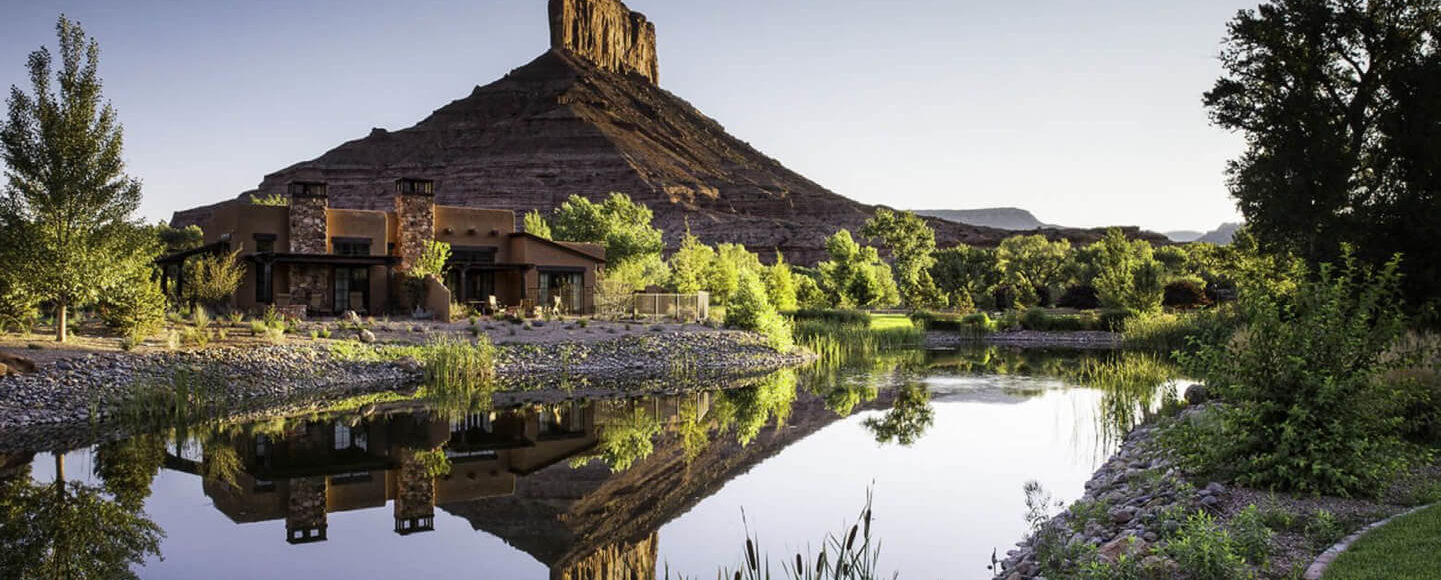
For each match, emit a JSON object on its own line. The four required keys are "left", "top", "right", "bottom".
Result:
{"left": 1021, "top": 307, "right": 1052, "bottom": 330}
{"left": 1057, "top": 284, "right": 1101, "bottom": 309}
{"left": 1164, "top": 279, "right": 1211, "bottom": 309}
{"left": 1169, "top": 251, "right": 1414, "bottom": 496}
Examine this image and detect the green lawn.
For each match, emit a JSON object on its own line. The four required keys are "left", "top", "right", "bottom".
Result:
{"left": 1323, "top": 504, "right": 1441, "bottom": 580}
{"left": 869, "top": 313, "right": 915, "bottom": 331}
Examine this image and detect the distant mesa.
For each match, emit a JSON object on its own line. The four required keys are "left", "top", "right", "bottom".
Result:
{"left": 1166, "top": 222, "right": 1241, "bottom": 245}
{"left": 912, "top": 208, "right": 1052, "bottom": 231}
{"left": 172, "top": 0, "right": 1167, "bottom": 263}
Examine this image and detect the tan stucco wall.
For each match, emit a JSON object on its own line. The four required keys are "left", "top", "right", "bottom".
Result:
{"left": 434, "top": 206, "right": 515, "bottom": 259}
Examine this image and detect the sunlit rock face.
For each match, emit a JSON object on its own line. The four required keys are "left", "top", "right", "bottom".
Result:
{"left": 550, "top": 0, "right": 658, "bottom": 84}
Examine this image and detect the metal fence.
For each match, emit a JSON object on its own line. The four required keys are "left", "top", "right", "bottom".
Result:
{"left": 600, "top": 291, "right": 710, "bottom": 322}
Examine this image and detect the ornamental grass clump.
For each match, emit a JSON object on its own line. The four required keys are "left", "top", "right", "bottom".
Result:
{"left": 418, "top": 334, "right": 496, "bottom": 394}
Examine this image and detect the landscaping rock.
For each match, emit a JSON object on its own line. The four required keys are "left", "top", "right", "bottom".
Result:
{"left": 1184, "top": 383, "right": 1209, "bottom": 404}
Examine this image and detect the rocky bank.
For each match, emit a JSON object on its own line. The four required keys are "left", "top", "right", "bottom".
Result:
{"left": 0, "top": 330, "right": 812, "bottom": 432}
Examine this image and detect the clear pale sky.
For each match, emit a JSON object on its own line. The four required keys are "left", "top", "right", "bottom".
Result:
{"left": 0, "top": 0, "right": 1251, "bottom": 233}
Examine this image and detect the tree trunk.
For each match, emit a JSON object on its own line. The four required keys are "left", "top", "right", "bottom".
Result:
{"left": 56, "top": 298, "right": 67, "bottom": 343}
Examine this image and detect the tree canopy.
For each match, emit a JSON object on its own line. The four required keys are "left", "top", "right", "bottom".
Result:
{"left": 1204, "top": 0, "right": 1441, "bottom": 308}
{"left": 0, "top": 16, "right": 152, "bottom": 341}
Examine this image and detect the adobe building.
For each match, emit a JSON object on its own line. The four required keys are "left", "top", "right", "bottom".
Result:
{"left": 159, "top": 178, "right": 605, "bottom": 316}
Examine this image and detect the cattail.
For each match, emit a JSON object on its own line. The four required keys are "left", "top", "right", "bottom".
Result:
{"left": 845, "top": 524, "right": 859, "bottom": 551}
{"left": 795, "top": 553, "right": 803, "bottom": 574}
{"left": 864, "top": 508, "right": 872, "bottom": 537}
{"left": 746, "top": 538, "right": 758, "bottom": 571}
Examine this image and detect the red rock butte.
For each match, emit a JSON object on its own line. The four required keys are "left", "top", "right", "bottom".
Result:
{"left": 172, "top": 0, "right": 1163, "bottom": 263}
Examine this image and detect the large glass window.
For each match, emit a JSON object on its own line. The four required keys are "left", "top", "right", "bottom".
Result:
{"left": 334, "top": 267, "right": 369, "bottom": 314}
{"left": 539, "top": 270, "right": 584, "bottom": 314}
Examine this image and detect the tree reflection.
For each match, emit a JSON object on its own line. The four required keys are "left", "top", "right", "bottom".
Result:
{"left": 93, "top": 435, "right": 166, "bottom": 511}
{"left": 0, "top": 455, "right": 163, "bottom": 578}
{"left": 571, "top": 406, "right": 662, "bottom": 472}
{"left": 864, "top": 383, "right": 935, "bottom": 446}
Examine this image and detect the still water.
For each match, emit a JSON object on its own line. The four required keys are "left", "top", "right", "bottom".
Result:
{"left": 0, "top": 347, "right": 1176, "bottom": 579}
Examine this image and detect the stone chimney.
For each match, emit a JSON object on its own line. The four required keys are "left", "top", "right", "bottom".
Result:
{"left": 394, "top": 178, "right": 436, "bottom": 273}
{"left": 549, "top": 0, "right": 659, "bottom": 84}
{"left": 287, "top": 181, "right": 328, "bottom": 254}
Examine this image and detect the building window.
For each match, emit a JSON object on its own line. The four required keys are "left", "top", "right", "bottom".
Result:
{"left": 255, "top": 263, "right": 274, "bottom": 304}
{"left": 253, "top": 233, "right": 277, "bottom": 254}
{"left": 332, "top": 237, "right": 371, "bottom": 256}
{"left": 539, "top": 269, "right": 584, "bottom": 314}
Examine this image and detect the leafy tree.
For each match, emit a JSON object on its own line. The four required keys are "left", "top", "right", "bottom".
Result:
{"left": 522, "top": 209, "right": 552, "bottom": 240}
{"left": 932, "top": 245, "right": 999, "bottom": 310}
{"left": 817, "top": 229, "right": 899, "bottom": 309}
{"left": 98, "top": 253, "right": 167, "bottom": 341}
{"left": 726, "top": 269, "right": 793, "bottom": 352}
{"left": 1204, "top": 0, "right": 1441, "bottom": 307}
{"left": 551, "top": 193, "right": 665, "bottom": 284}
{"left": 1090, "top": 229, "right": 1164, "bottom": 314}
{"left": 151, "top": 223, "right": 202, "bottom": 254}
{"left": 793, "top": 272, "right": 828, "bottom": 309}
{"left": 0, "top": 16, "right": 150, "bottom": 342}
{"left": 667, "top": 231, "right": 714, "bottom": 294}
{"left": 863, "top": 209, "right": 944, "bottom": 308}
{"left": 996, "top": 235, "right": 1071, "bottom": 307}
{"left": 762, "top": 253, "right": 798, "bottom": 312}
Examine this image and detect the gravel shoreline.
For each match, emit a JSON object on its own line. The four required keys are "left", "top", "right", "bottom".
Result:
{"left": 0, "top": 330, "right": 814, "bottom": 434}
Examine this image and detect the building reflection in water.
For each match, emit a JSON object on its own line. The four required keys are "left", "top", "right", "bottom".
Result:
{"left": 161, "top": 393, "right": 730, "bottom": 579}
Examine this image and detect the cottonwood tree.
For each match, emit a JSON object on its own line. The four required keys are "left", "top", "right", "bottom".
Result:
{"left": 1205, "top": 0, "right": 1441, "bottom": 308}
{"left": 863, "top": 209, "right": 945, "bottom": 309}
{"left": 0, "top": 16, "right": 150, "bottom": 342}
{"left": 996, "top": 235, "right": 1071, "bottom": 307}
{"left": 551, "top": 193, "right": 667, "bottom": 288}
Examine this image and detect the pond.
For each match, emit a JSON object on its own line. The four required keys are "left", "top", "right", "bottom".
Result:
{"left": 0, "top": 347, "right": 1180, "bottom": 579}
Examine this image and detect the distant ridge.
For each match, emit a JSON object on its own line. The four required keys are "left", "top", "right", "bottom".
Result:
{"left": 913, "top": 208, "right": 1051, "bottom": 231}
{"left": 1195, "top": 222, "right": 1242, "bottom": 245}
{"left": 1165, "top": 230, "right": 1205, "bottom": 243}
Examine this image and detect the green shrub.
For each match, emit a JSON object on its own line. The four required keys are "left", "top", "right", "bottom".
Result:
{"left": 1228, "top": 504, "right": 1273, "bottom": 565}
{"left": 98, "top": 273, "right": 167, "bottom": 342}
{"left": 1098, "top": 308, "right": 1133, "bottom": 332}
{"left": 1171, "top": 251, "right": 1414, "bottom": 496}
{"left": 960, "top": 312, "right": 996, "bottom": 334}
{"left": 1164, "top": 279, "right": 1211, "bottom": 309}
{"left": 1162, "top": 511, "right": 1248, "bottom": 580}
{"left": 728, "top": 270, "right": 794, "bottom": 352}
{"left": 1304, "top": 509, "right": 1345, "bottom": 549}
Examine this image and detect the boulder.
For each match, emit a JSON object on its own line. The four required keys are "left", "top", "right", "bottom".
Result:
{"left": 358, "top": 329, "right": 377, "bottom": 344}
{"left": 1184, "top": 384, "right": 1209, "bottom": 404}
{"left": 0, "top": 352, "right": 37, "bottom": 374}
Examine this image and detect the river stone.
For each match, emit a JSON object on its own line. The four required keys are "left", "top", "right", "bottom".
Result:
{"left": 1184, "top": 383, "right": 1209, "bottom": 404}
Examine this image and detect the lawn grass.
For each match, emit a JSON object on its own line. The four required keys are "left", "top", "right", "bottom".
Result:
{"left": 1323, "top": 503, "right": 1441, "bottom": 580}
{"left": 869, "top": 313, "right": 915, "bottom": 331}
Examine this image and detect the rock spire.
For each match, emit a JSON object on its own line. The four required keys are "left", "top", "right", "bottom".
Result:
{"left": 549, "top": 0, "right": 659, "bottom": 84}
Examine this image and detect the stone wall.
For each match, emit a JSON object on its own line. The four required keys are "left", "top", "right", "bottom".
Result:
{"left": 288, "top": 266, "right": 330, "bottom": 314}
{"left": 395, "top": 193, "right": 435, "bottom": 273}
{"left": 549, "top": 0, "right": 659, "bottom": 84}
{"left": 285, "top": 476, "right": 328, "bottom": 542}
{"left": 288, "top": 194, "right": 328, "bottom": 254}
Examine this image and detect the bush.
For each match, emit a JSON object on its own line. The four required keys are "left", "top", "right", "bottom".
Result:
{"left": 1057, "top": 284, "right": 1101, "bottom": 309}
{"left": 98, "top": 272, "right": 167, "bottom": 341}
{"left": 1018, "top": 308, "right": 1102, "bottom": 332}
{"left": 1099, "top": 308, "right": 1132, "bottom": 332}
{"left": 1170, "top": 251, "right": 1415, "bottom": 496}
{"left": 1162, "top": 511, "right": 1249, "bottom": 580}
{"left": 1164, "top": 279, "right": 1211, "bottom": 309}
{"left": 727, "top": 270, "right": 793, "bottom": 352}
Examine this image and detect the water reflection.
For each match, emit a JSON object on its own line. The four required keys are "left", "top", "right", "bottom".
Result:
{"left": 0, "top": 345, "right": 1183, "bottom": 579}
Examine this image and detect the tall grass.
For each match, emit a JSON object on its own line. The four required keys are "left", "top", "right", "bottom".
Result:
{"left": 794, "top": 319, "right": 924, "bottom": 362}
{"left": 667, "top": 490, "right": 891, "bottom": 580}
{"left": 417, "top": 334, "right": 497, "bottom": 394}
{"left": 1122, "top": 306, "right": 1241, "bottom": 354}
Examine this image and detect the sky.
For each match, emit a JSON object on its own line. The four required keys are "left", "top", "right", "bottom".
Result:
{"left": 0, "top": 0, "right": 1252, "bottom": 233}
